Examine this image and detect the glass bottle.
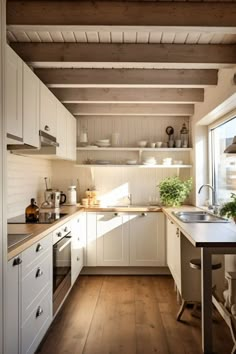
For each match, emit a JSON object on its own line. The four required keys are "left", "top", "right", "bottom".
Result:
{"left": 180, "top": 123, "right": 189, "bottom": 148}
{"left": 25, "top": 198, "right": 39, "bottom": 222}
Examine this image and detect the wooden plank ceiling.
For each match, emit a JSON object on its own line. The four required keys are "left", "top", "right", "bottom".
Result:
{"left": 6, "top": 0, "right": 236, "bottom": 119}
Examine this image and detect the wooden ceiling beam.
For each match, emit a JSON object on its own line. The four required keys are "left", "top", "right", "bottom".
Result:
{"left": 51, "top": 87, "right": 204, "bottom": 104}
{"left": 34, "top": 68, "right": 218, "bottom": 88}
{"left": 10, "top": 43, "right": 236, "bottom": 68}
{"left": 7, "top": 1, "right": 236, "bottom": 28}
{"left": 64, "top": 103, "right": 194, "bottom": 116}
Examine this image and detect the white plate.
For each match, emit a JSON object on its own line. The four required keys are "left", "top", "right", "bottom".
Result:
{"left": 96, "top": 143, "right": 111, "bottom": 147}
{"left": 143, "top": 162, "right": 156, "bottom": 165}
{"left": 95, "top": 160, "right": 111, "bottom": 165}
{"left": 126, "top": 160, "right": 137, "bottom": 165}
{"left": 96, "top": 139, "right": 110, "bottom": 143}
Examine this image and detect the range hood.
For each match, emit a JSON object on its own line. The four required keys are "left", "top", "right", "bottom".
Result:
{"left": 224, "top": 136, "right": 236, "bottom": 154}
{"left": 7, "top": 130, "right": 59, "bottom": 151}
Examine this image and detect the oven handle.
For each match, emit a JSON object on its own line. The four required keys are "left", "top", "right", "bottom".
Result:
{"left": 55, "top": 235, "right": 72, "bottom": 253}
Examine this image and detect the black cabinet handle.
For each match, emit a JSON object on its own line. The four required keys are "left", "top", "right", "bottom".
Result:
{"left": 44, "top": 125, "right": 50, "bottom": 131}
{"left": 13, "top": 257, "right": 22, "bottom": 266}
{"left": 35, "top": 268, "right": 43, "bottom": 278}
{"left": 36, "top": 306, "right": 44, "bottom": 318}
{"left": 36, "top": 244, "right": 43, "bottom": 252}
{"left": 141, "top": 212, "right": 147, "bottom": 217}
{"left": 77, "top": 257, "right": 80, "bottom": 261}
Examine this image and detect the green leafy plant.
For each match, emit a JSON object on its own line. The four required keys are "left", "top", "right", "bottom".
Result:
{"left": 158, "top": 176, "right": 192, "bottom": 207}
{"left": 220, "top": 193, "right": 236, "bottom": 221}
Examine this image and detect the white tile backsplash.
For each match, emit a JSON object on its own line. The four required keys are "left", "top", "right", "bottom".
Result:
{"left": 51, "top": 160, "right": 191, "bottom": 206}
{"left": 7, "top": 152, "right": 52, "bottom": 218}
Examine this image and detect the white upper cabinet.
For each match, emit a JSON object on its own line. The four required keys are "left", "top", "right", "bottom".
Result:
{"left": 56, "top": 102, "right": 67, "bottom": 158}
{"left": 66, "top": 111, "right": 77, "bottom": 161}
{"left": 6, "top": 45, "right": 23, "bottom": 141}
{"left": 40, "top": 83, "right": 57, "bottom": 137}
{"left": 23, "top": 63, "right": 40, "bottom": 148}
{"left": 129, "top": 212, "right": 166, "bottom": 266}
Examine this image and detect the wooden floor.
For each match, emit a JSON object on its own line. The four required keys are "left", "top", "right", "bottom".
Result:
{"left": 38, "top": 275, "right": 232, "bottom": 354}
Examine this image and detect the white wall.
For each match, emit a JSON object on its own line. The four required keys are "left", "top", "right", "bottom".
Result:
{"left": 52, "top": 162, "right": 191, "bottom": 206}
{"left": 7, "top": 153, "right": 52, "bottom": 218}
{"left": 52, "top": 115, "right": 192, "bottom": 205}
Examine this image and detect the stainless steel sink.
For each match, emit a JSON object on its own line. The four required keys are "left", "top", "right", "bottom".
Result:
{"left": 173, "top": 211, "right": 229, "bottom": 223}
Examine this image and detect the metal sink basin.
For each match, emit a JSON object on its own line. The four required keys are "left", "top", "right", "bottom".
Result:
{"left": 173, "top": 211, "right": 229, "bottom": 223}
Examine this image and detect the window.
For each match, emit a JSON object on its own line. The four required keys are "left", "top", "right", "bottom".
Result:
{"left": 210, "top": 117, "right": 236, "bottom": 204}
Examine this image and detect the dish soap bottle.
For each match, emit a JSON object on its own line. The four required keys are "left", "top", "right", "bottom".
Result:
{"left": 25, "top": 198, "right": 39, "bottom": 222}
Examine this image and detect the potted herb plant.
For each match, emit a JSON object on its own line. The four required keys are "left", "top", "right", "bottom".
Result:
{"left": 220, "top": 193, "right": 236, "bottom": 223}
{"left": 158, "top": 176, "right": 192, "bottom": 207}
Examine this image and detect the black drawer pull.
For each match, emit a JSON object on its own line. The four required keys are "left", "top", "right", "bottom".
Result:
{"left": 36, "top": 244, "right": 43, "bottom": 253}
{"left": 35, "top": 268, "right": 43, "bottom": 278}
{"left": 13, "top": 257, "right": 22, "bottom": 266}
{"left": 36, "top": 306, "right": 44, "bottom": 318}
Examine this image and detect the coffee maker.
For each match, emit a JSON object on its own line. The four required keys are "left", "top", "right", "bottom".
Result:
{"left": 45, "top": 190, "right": 66, "bottom": 208}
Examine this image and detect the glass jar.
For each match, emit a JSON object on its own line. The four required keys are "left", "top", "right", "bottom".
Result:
{"left": 25, "top": 198, "right": 39, "bottom": 222}
{"left": 180, "top": 123, "right": 189, "bottom": 148}
{"left": 67, "top": 186, "right": 77, "bottom": 205}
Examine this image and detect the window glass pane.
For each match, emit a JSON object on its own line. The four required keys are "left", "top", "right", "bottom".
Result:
{"left": 211, "top": 117, "right": 236, "bottom": 204}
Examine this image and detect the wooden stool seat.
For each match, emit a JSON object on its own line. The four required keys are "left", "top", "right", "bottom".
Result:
{"left": 189, "top": 258, "right": 222, "bottom": 271}
{"left": 177, "top": 258, "right": 222, "bottom": 321}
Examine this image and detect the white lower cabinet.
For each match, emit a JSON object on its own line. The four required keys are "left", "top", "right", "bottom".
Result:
{"left": 86, "top": 212, "right": 166, "bottom": 267}
{"left": 5, "top": 233, "right": 53, "bottom": 354}
{"left": 6, "top": 255, "right": 22, "bottom": 354}
{"left": 166, "top": 217, "right": 181, "bottom": 291}
{"left": 71, "top": 213, "right": 86, "bottom": 285}
{"left": 129, "top": 212, "right": 166, "bottom": 266}
{"left": 166, "top": 217, "right": 202, "bottom": 301}
{"left": 97, "top": 212, "right": 129, "bottom": 266}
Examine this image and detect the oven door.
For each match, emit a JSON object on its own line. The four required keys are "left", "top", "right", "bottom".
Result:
{"left": 53, "top": 234, "right": 72, "bottom": 314}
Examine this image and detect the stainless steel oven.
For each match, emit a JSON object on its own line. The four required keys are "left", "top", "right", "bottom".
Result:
{"left": 53, "top": 223, "right": 72, "bottom": 315}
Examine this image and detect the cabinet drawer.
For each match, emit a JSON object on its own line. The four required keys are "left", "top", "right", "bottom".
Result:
{"left": 22, "top": 233, "right": 52, "bottom": 273}
{"left": 21, "top": 290, "right": 52, "bottom": 354}
{"left": 22, "top": 248, "right": 52, "bottom": 324}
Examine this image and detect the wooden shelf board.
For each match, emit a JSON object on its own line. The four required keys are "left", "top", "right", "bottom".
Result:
{"left": 74, "top": 164, "right": 192, "bottom": 168}
{"left": 76, "top": 147, "right": 192, "bottom": 152}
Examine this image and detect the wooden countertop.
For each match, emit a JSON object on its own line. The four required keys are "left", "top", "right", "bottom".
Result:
{"left": 7, "top": 204, "right": 161, "bottom": 260}
{"left": 7, "top": 205, "right": 85, "bottom": 260}
{"left": 163, "top": 206, "right": 236, "bottom": 248}
{"left": 9, "top": 204, "right": 236, "bottom": 260}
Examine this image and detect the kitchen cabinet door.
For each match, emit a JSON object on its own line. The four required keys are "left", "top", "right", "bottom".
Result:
{"left": 6, "top": 45, "right": 23, "bottom": 141}
{"left": 166, "top": 217, "right": 181, "bottom": 292}
{"left": 86, "top": 212, "right": 97, "bottom": 266}
{"left": 23, "top": 63, "right": 40, "bottom": 148}
{"left": 97, "top": 212, "right": 129, "bottom": 266}
{"left": 5, "top": 255, "right": 22, "bottom": 354}
{"left": 66, "top": 112, "right": 77, "bottom": 161}
{"left": 71, "top": 213, "right": 86, "bottom": 285}
{"left": 56, "top": 102, "right": 67, "bottom": 158}
{"left": 40, "top": 83, "right": 57, "bottom": 137}
{"left": 129, "top": 212, "right": 166, "bottom": 266}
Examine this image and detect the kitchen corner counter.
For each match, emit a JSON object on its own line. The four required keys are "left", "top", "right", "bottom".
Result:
{"left": 7, "top": 204, "right": 162, "bottom": 260}
{"left": 163, "top": 206, "right": 236, "bottom": 248}
{"left": 84, "top": 205, "right": 162, "bottom": 212}
{"left": 7, "top": 205, "right": 85, "bottom": 260}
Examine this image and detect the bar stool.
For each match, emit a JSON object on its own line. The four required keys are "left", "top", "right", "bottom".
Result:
{"left": 176, "top": 258, "right": 222, "bottom": 321}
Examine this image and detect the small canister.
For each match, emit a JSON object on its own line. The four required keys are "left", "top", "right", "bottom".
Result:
{"left": 67, "top": 186, "right": 77, "bottom": 205}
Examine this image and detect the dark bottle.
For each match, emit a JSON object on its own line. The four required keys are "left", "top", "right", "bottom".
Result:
{"left": 25, "top": 198, "right": 39, "bottom": 222}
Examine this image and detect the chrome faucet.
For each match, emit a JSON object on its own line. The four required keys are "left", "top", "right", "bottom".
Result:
{"left": 198, "top": 184, "right": 219, "bottom": 213}
{"left": 128, "top": 193, "right": 132, "bottom": 206}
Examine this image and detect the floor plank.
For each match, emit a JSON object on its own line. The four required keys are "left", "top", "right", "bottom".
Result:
{"left": 37, "top": 275, "right": 233, "bottom": 354}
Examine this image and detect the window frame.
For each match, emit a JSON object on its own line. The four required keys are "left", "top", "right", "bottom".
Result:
{"left": 208, "top": 110, "right": 236, "bottom": 204}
